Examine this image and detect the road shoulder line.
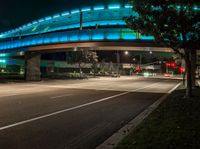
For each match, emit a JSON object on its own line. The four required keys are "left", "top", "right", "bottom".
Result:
{"left": 50, "top": 94, "right": 73, "bottom": 99}
{"left": 96, "top": 82, "right": 181, "bottom": 149}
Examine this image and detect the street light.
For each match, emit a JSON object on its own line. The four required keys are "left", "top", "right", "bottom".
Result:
{"left": 116, "top": 51, "right": 120, "bottom": 76}
{"left": 124, "top": 51, "right": 129, "bottom": 55}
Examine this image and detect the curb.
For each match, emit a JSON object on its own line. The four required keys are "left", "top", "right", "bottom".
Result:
{"left": 96, "top": 82, "right": 182, "bottom": 149}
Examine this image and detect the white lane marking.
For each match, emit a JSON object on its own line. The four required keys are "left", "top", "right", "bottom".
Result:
{"left": 0, "top": 82, "right": 161, "bottom": 131}
{"left": 0, "top": 93, "right": 33, "bottom": 98}
{"left": 51, "top": 94, "right": 73, "bottom": 99}
{"left": 95, "top": 82, "right": 181, "bottom": 149}
{"left": 168, "top": 82, "right": 181, "bottom": 93}
{"left": 0, "top": 89, "right": 51, "bottom": 98}
{"left": 0, "top": 89, "right": 40, "bottom": 98}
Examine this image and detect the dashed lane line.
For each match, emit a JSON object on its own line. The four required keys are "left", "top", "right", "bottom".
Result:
{"left": 50, "top": 94, "right": 73, "bottom": 99}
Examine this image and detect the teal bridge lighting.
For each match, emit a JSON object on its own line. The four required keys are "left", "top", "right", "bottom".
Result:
{"left": 0, "top": 59, "right": 6, "bottom": 64}
{"left": 0, "top": 4, "right": 156, "bottom": 52}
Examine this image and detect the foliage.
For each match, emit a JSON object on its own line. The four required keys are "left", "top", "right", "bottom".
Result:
{"left": 125, "top": 0, "right": 200, "bottom": 97}
{"left": 85, "top": 51, "right": 98, "bottom": 75}
{"left": 125, "top": 0, "right": 200, "bottom": 54}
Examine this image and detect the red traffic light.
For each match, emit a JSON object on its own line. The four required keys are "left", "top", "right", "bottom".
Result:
{"left": 179, "top": 67, "right": 185, "bottom": 73}
{"left": 170, "top": 63, "right": 176, "bottom": 68}
{"left": 165, "top": 62, "right": 176, "bottom": 68}
{"left": 165, "top": 63, "right": 170, "bottom": 67}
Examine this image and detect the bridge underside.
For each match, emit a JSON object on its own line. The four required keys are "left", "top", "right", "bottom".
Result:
{"left": 0, "top": 40, "right": 174, "bottom": 81}
{"left": 21, "top": 41, "right": 173, "bottom": 81}
{"left": 29, "top": 41, "right": 173, "bottom": 53}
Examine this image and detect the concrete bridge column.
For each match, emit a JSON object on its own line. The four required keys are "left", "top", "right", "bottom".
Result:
{"left": 25, "top": 52, "right": 41, "bottom": 81}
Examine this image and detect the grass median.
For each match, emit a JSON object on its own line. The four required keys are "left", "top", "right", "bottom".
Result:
{"left": 115, "top": 85, "right": 200, "bottom": 149}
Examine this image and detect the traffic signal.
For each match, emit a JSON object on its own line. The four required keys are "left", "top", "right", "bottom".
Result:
{"left": 179, "top": 67, "right": 185, "bottom": 73}
{"left": 170, "top": 62, "right": 176, "bottom": 68}
{"left": 165, "top": 62, "right": 170, "bottom": 67}
{"left": 165, "top": 62, "right": 176, "bottom": 68}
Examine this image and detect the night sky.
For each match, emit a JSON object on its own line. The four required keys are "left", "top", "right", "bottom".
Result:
{"left": 0, "top": 0, "right": 128, "bottom": 32}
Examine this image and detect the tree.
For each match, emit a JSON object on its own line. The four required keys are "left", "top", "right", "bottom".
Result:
{"left": 85, "top": 51, "right": 98, "bottom": 77}
{"left": 125, "top": 0, "right": 200, "bottom": 97}
{"left": 72, "top": 49, "right": 87, "bottom": 77}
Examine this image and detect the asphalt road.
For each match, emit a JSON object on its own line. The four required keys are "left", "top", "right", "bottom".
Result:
{"left": 0, "top": 77, "right": 180, "bottom": 149}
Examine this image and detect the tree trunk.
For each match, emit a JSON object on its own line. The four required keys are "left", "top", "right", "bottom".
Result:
{"left": 185, "top": 50, "right": 193, "bottom": 98}
{"left": 191, "top": 50, "right": 197, "bottom": 87}
{"left": 79, "top": 63, "right": 82, "bottom": 78}
{"left": 93, "top": 63, "right": 96, "bottom": 77}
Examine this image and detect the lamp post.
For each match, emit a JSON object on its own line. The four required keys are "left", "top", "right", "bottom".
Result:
{"left": 116, "top": 51, "right": 120, "bottom": 76}
{"left": 139, "top": 54, "right": 142, "bottom": 67}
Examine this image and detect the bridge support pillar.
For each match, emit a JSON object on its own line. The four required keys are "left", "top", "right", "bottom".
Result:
{"left": 25, "top": 52, "right": 41, "bottom": 81}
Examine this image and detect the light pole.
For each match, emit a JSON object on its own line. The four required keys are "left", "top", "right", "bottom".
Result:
{"left": 139, "top": 54, "right": 142, "bottom": 67}
{"left": 133, "top": 54, "right": 142, "bottom": 69}
{"left": 116, "top": 50, "right": 120, "bottom": 75}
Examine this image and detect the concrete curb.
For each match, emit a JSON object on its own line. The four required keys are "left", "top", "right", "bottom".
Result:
{"left": 96, "top": 82, "right": 182, "bottom": 149}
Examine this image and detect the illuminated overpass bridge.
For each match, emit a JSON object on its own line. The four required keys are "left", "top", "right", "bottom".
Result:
{"left": 0, "top": 4, "right": 163, "bottom": 53}
{"left": 0, "top": 4, "right": 174, "bottom": 81}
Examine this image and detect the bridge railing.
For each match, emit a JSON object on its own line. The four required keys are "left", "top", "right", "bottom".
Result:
{"left": 0, "top": 28, "right": 154, "bottom": 51}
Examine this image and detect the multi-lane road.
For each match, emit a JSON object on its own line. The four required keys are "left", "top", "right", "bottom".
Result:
{"left": 0, "top": 77, "right": 180, "bottom": 149}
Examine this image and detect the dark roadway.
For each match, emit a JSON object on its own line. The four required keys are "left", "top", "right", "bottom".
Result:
{"left": 0, "top": 77, "right": 180, "bottom": 149}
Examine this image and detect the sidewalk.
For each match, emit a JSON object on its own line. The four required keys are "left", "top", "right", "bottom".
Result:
{"left": 115, "top": 85, "right": 200, "bottom": 149}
